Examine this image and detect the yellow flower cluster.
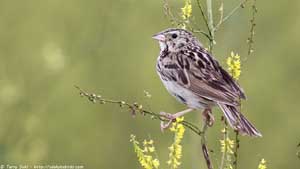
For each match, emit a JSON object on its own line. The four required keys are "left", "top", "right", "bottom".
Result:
{"left": 226, "top": 52, "right": 241, "bottom": 80}
{"left": 167, "top": 117, "right": 185, "bottom": 169}
{"left": 220, "top": 128, "right": 235, "bottom": 169}
{"left": 258, "top": 158, "right": 267, "bottom": 169}
{"left": 181, "top": 0, "right": 192, "bottom": 29}
{"left": 181, "top": 0, "right": 192, "bottom": 20}
{"left": 130, "top": 135, "right": 160, "bottom": 169}
{"left": 220, "top": 137, "right": 235, "bottom": 154}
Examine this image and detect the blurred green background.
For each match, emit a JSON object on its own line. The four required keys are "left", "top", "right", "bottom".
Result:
{"left": 0, "top": 0, "right": 299, "bottom": 168}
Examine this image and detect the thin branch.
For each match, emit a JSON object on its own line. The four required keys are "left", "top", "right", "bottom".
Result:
{"left": 188, "top": 18, "right": 213, "bottom": 46}
{"left": 191, "top": 28, "right": 212, "bottom": 41}
{"left": 206, "top": 0, "right": 215, "bottom": 51}
{"left": 219, "top": 123, "right": 228, "bottom": 169}
{"left": 233, "top": 131, "right": 240, "bottom": 169}
{"left": 74, "top": 85, "right": 203, "bottom": 136}
{"left": 214, "top": 0, "right": 249, "bottom": 32}
{"left": 201, "top": 122, "right": 213, "bottom": 169}
{"left": 222, "top": 0, "right": 248, "bottom": 23}
{"left": 216, "top": 0, "right": 224, "bottom": 31}
{"left": 195, "top": 1, "right": 216, "bottom": 166}
{"left": 195, "top": 0, "right": 211, "bottom": 36}
{"left": 247, "top": 0, "right": 258, "bottom": 55}
{"left": 163, "top": 0, "right": 182, "bottom": 27}
{"left": 206, "top": 0, "right": 214, "bottom": 34}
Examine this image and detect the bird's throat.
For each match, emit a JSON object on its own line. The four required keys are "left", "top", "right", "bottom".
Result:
{"left": 159, "top": 41, "right": 167, "bottom": 51}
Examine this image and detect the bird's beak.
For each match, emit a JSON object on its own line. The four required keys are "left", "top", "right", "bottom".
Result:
{"left": 152, "top": 34, "right": 166, "bottom": 41}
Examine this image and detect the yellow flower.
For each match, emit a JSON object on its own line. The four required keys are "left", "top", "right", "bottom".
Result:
{"left": 152, "top": 159, "right": 160, "bottom": 168}
{"left": 258, "top": 158, "right": 267, "bottom": 169}
{"left": 226, "top": 52, "right": 241, "bottom": 80}
{"left": 148, "top": 146, "right": 155, "bottom": 153}
{"left": 148, "top": 140, "right": 154, "bottom": 145}
{"left": 219, "top": 128, "right": 236, "bottom": 169}
{"left": 176, "top": 116, "right": 184, "bottom": 122}
{"left": 167, "top": 117, "right": 185, "bottom": 168}
{"left": 220, "top": 137, "right": 235, "bottom": 154}
{"left": 130, "top": 135, "right": 160, "bottom": 169}
{"left": 143, "top": 139, "right": 154, "bottom": 146}
{"left": 181, "top": 0, "right": 192, "bottom": 20}
{"left": 143, "top": 140, "right": 148, "bottom": 146}
{"left": 181, "top": 0, "right": 192, "bottom": 29}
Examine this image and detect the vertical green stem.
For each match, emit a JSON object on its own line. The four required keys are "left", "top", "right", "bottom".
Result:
{"left": 201, "top": 122, "right": 213, "bottom": 169}
{"left": 233, "top": 131, "right": 240, "bottom": 169}
{"left": 219, "top": 124, "right": 228, "bottom": 169}
{"left": 206, "top": 0, "right": 214, "bottom": 51}
{"left": 199, "top": 1, "right": 215, "bottom": 167}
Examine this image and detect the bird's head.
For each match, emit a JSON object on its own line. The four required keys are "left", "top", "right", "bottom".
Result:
{"left": 152, "top": 28, "right": 201, "bottom": 52}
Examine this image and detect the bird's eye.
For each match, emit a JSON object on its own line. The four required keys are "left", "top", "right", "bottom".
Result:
{"left": 171, "top": 33, "right": 178, "bottom": 39}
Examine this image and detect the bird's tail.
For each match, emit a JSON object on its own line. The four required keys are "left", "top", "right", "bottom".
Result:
{"left": 218, "top": 103, "right": 262, "bottom": 137}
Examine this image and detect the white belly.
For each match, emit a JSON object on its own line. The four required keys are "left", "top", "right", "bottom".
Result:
{"left": 161, "top": 80, "right": 207, "bottom": 109}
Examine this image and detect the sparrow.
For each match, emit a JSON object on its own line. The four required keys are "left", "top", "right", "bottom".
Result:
{"left": 152, "top": 28, "right": 261, "bottom": 137}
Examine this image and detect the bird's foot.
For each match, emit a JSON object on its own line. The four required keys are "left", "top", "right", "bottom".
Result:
{"left": 159, "top": 109, "right": 194, "bottom": 131}
{"left": 159, "top": 112, "right": 176, "bottom": 131}
{"left": 202, "top": 109, "right": 215, "bottom": 127}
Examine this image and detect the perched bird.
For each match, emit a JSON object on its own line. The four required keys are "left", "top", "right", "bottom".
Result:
{"left": 152, "top": 28, "right": 261, "bottom": 137}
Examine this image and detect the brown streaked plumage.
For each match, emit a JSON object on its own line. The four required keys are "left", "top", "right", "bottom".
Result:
{"left": 153, "top": 28, "right": 261, "bottom": 137}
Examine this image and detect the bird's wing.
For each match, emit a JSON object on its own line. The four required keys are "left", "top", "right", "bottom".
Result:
{"left": 161, "top": 47, "right": 246, "bottom": 106}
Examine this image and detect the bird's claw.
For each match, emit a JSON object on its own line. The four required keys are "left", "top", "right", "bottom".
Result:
{"left": 203, "top": 109, "right": 215, "bottom": 127}
{"left": 160, "top": 112, "right": 176, "bottom": 132}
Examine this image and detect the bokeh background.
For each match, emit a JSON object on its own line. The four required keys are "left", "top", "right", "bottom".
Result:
{"left": 0, "top": 0, "right": 299, "bottom": 168}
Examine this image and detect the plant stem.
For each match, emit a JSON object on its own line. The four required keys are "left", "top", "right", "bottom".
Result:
{"left": 219, "top": 123, "right": 228, "bottom": 169}
{"left": 195, "top": 0, "right": 214, "bottom": 50}
{"left": 195, "top": 1, "right": 216, "bottom": 167}
{"left": 214, "top": 0, "right": 249, "bottom": 32}
{"left": 206, "top": 0, "right": 214, "bottom": 35}
{"left": 195, "top": 0, "right": 210, "bottom": 34}
{"left": 247, "top": 0, "right": 257, "bottom": 55}
{"left": 201, "top": 122, "right": 213, "bottom": 169}
{"left": 75, "top": 85, "right": 204, "bottom": 137}
{"left": 222, "top": 0, "right": 247, "bottom": 23}
{"left": 216, "top": 0, "right": 224, "bottom": 30}
{"left": 233, "top": 131, "right": 240, "bottom": 169}
{"left": 206, "top": 0, "right": 214, "bottom": 51}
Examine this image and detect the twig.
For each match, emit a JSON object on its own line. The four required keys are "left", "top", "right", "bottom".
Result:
{"left": 206, "top": 0, "right": 215, "bottom": 51}
{"left": 214, "top": 0, "right": 249, "bottom": 32}
{"left": 195, "top": 0, "right": 211, "bottom": 35}
{"left": 201, "top": 122, "right": 213, "bottom": 169}
{"left": 247, "top": 0, "right": 258, "bottom": 55}
{"left": 219, "top": 123, "right": 228, "bottom": 169}
{"left": 163, "top": 0, "right": 185, "bottom": 27}
{"left": 195, "top": 0, "right": 214, "bottom": 51}
{"left": 191, "top": 28, "right": 213, "bottom": 41}
{"left": 191, "top": 1, "right": 216, "bottom": 166}
{"left": 233, "top": 131, "right": 240, "bottom": 169}
{"left": 206, "top": 0, "right": 214, "bottom": 35}
{"left": 163, "top": 0, "right": 175, "bottom": 25}
{"left": 74, "top": 85, "right": 203, "bottom": 136}
{"left": 216, "top": 0, "right": 224, "bottom": 31}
